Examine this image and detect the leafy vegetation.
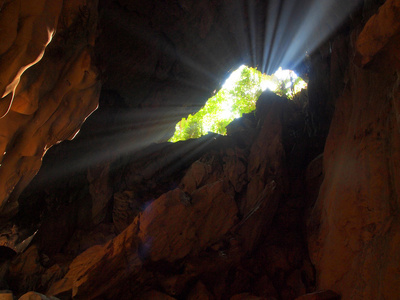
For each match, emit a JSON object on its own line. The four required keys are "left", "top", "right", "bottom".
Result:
{"left": 169, "top": 65, "right": 307, "bottom": 142}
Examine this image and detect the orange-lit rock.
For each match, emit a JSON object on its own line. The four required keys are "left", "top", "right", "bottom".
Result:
{"left": 35, "top": 89, "right": 315, "bottom": 299}
{"left": 356, "top": 0, "right": 400, "bottom": 66}
{"left": 294, "top": 290, "right": 340, "bottom": 300}
{"left": 0, "top": 46, "right": 100, "bottom": 218}
{"left": 0, "top": 0, "right": 100, "bottom": 220}
{"left": 230, "top": 293, "right": 267, "bottom": 300}
{"left": 187, "top": 281, "right": 214, "bottom": 300}
{"left": 138, "top": 290, "right": 176, "bottom": 300}
{"left": 1, "top": 0, "right": 400, "bottom": 299}
{"left": 112, "top": 190, "right": 139, "bottom": 233}
{"left": 48, "top": 180, "right": 237, "bottom": 297}
{"left": 18, "top": 291, "right": 58, "bottom": 300}
{"left": 88, "top": 162, "right": 113, "bottom": 224}
{"left": 139, "top": 181, "right": 237, "bottom": 262}
{"left": 47, "top": 218, "right": 141, "bottom": 298}
{"left": 0, "top": 0, "right": 63, "bottom": 117}
{"left": 308, "top": 1, "right": 400, "bottom": 298}
{"left": 8, "top": 245, "right": 45, "bottom": 292}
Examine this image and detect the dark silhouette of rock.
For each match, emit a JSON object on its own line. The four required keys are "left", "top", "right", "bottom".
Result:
{"left": 0, "top": 0, "right": 399, "bottom": 299}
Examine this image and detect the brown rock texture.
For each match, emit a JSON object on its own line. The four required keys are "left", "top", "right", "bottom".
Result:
{"left": 356, "top": 0, "right": 400, "bottom": 66}
{"left": 0, "top": 0, "right": 100, "bottom": 220}
{"left": 295, "top": 290, "right": 340, "bottom": 300}
{"left": 138, "top": 182, "right": 238, "bottom": 262}
{"left": 47, "top": 218, "right": 141, "bottom": 298}
{"left": 308, "top": 0, "right": 400, "bottom": 299}
{"left": 46, "top": 182, "right": 237, "bottom": 297}
{"left": 39, "top": 92, "right": 316, "bottom": 299}
{"left": 1, "top": 0, "right": 399, "bottom": 299}
{"left": 18, "top": 291, "right": 59, "bottom": 300}
{"left": 0, "top": 0, "right": 63, "bottom": 117}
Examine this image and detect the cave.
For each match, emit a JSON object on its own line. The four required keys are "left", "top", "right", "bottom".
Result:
{"left": 0, "top": 0, "right": 399, "bottom": 299}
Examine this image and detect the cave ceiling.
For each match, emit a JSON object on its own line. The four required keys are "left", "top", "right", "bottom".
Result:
{"left": 0, "top": 0, "right": 365, "bottom": 221}
{"left": 2, "top": 0, "right": 400, "bottom": 299}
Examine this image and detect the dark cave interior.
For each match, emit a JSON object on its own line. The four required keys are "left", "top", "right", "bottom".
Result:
{"left": 0, "top": 0, "right": 399, "bottom": 299}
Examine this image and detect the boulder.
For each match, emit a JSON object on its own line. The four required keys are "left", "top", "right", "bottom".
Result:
{"left": 295, "top": 290, "right": 340, "bottom": 300}
{"left": 18, "top": 291, "right": 59, "bottom": 300}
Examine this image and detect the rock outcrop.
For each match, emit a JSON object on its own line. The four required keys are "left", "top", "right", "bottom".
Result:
{"left": 0, "top": 0, "right": 100, "bottom": 221}
{"left": 0, "top": 0, "right": 399, "bottom": 299}
{"left": 3, "top": 91, "right": 315, "bottom": 299}
{"left": 308, "top": 1, "right": 400, "bottom": 298}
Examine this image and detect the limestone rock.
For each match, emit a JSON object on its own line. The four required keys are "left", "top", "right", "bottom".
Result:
{"left": 88, "top": 162, "right": 113, "bottom": 225}
{"left": 308, "top": 1, "right": 400, "bottom": 298}
{"left": 47, "top": 219, "right": 142, "bottom": 298}
{"left": 305, "top": 154, "right": 323, "bottom": 209}
{"left": 285, "top": 270, "right": 307, "bottom": 299}
{"left": 18, "top": 291, "right": 59, "bottom": 300}
{"left": 0, "top": 290, "right": 13, "bottom": 300}
{"left": 180, "top": 161, "right": 213, "bottom": 194}
{"left": 245, "top": 94, "right": 285, "bottom": 216}
{"left": 138, "top": 290, "right": 176, "bottom": 300}
{"left": 230, "top": 293, "right": 267, "bottom": 300}
{"left": 222, "top": 148, "right": 248, "bottom": 193}
{"left": 8, "top": 246, "right": 45, "bottom": 292}
{"left": 2, "top": 1, "right": 399, "bottom": 299}
{"left": 160, "top": 274, "right": 190, "bottom": 297}
{"left": 187, "top": 281, "right": 214, "bottom": 300}
{"left": 253, "top": 275, "right": 278, "bottom": 299}
{"left": 39, "top": 264, "right": 67, "bottom": 294}
{"left": 356, "top": 0, "right": 400, "bottom": 66}
{"left": 63, "top": 223, "right": 116, "bottom": 257}
{"left": 138, "top": 181, "right": 238, "bottom": 261}
{"left": 48, "top": 180, "right": 237, "bottom": 297}
{"left": 112, "top": 190, "right": 140, "bottom": 233}
{"left": 294, "top": 290, "right": 340, "bottom": 300}
{"left": 0, "top": 0, "right": 100, "bottom": 219}
{"left": 237, "top": 94, "right": 286, "bottom": 253}
{"left": 0, "top": 0, "right": 63, "bottom": 116}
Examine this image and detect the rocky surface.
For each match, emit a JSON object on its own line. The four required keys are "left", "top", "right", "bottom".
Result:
{"left": 294, "top": 290, "right": 340, "bottom": 300}
{"left": 0, "top": 0, "right": 399, "bottom": 299}
{"left": 308, "top": 0, "right": 400, "bottom": 298}
{"left": 0, "top": 0, "right": 100, "bottom": 220}
{"left": 0, "top": 90, "right": 318, "bottom": 299}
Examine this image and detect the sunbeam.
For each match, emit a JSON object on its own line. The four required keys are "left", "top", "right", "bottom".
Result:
{"left": 262, "top": 0, "right": 360, "bottom": 74}
{"left": 240, "top": 0, "right": 363, "bottom": 73}
{"left": 29, "top": 0, "right": 361, "bottom": 185}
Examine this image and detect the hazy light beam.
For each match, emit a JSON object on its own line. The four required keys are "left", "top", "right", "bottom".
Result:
{"left": 257, "top": 0, "right": 362, "bottom": 73}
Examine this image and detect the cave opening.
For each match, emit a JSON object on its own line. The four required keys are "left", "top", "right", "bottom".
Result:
{"left": 169, "top": 65, "right": 307, "bottom": 142}
{"left": 2, "top": 0, "right": 399, "bottom": 298}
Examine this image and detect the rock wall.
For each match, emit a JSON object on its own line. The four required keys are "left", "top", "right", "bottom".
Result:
{"left": 0, "top": 0, "right": 100, "bottom": 220}
{"left": 308, "top": 0, "right": 400, "bottom": 299}
{"left": 0, "top": 0, "right": 399, "bottom": 299}
{"left": 41, "top": 92, "right": 318, "bottom": 299}
{"left": 0, "top": 90, "right": 324, "bottom": 299}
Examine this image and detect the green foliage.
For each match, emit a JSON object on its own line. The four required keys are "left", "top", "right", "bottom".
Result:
{"left": 273, "top": 71, "right": 306, "bottom": 99}
{"left": 169, "top": 66, "right": 307, "bottom": 142}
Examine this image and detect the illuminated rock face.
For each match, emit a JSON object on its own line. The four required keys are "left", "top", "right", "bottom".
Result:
{"left": 44, "top": 94, "right": 317, "bottom": 299}
{"left": 0, "top": 0, "right": 399, "bottom": 299}
{"left": 0, "top": 0, "right": 100, "bottom": 219}
{"left": 309, "top": 1, "right": 400, "bottom": 298}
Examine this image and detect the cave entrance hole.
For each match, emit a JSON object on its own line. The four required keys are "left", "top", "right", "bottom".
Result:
{"left": 169, "top": 65, "right": 307, "bottom": 142}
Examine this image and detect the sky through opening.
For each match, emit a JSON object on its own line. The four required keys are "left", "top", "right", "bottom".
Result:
{"left": 169, "top": 65, "right": 307, "bottom": 142}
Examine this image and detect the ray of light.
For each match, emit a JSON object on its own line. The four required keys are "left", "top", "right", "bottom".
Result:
{"left": 251, "top": 0, "right": 362, "bottom": 73}
{"left": 30, "top": 0, "right": 363, "bottom": 186}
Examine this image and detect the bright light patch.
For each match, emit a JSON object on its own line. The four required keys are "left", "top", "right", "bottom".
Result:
{"left": 274, "top": 67, "right": 296, "bottom": 81}
{"left": 222, "top": 65, "right": 246, "bottom": 90}
{"left": 34, "top": 0, "right": 362, "bottom": 183}
{"left": 220, "top": 101, "right": 235, "bottom": 119}
{"left": 169, "top": 65, "right": 307, "bottom": 142}
{"left": 261, "top": 79, "right": 277, "bottom": 92}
